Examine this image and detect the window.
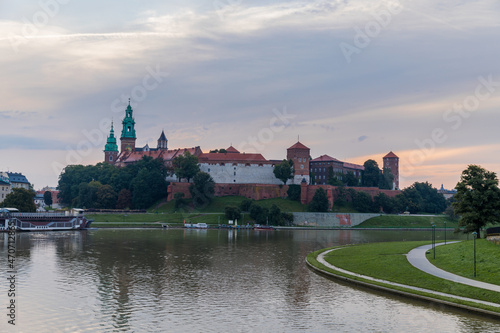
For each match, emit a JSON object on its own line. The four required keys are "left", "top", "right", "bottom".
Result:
{"left": 234, "top": 172, "right": 236, "bottom": 176}
{"left": 208, "top": 168, "right": 210, "bottom": 172}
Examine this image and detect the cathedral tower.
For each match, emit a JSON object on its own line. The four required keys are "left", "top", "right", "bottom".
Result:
{"left": 120, "top": 102, "right": 137, "bottom": 153}
{"left": 104, "top": 122, "right": 119, "bottom": 164}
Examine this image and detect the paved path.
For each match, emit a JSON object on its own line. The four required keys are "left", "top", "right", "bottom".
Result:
{"left": 407, "top": 242, "right": 500, "bottom": 293}
{"left": 317, "top": 248, "right": 500, "bottom": 308}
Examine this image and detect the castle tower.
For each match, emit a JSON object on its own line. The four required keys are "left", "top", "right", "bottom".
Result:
{"left": 120, "top": 101, "right": 137, "bottom": 153}
{"left": 383, "top": 151, "right": 399, "bottom": 190}
{"left": 104, "top": 122, "right": 119, "bottom": 164}
{"left": 157, "top": 130, "right": 168, "bottom": 150}
{"left": 287, "top": 141, "right": 310, "bottom": 185}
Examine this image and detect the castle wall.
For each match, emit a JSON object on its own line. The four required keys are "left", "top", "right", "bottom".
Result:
{"left": 199, "top": 163, "right": 287, "bottom": 185}
{"left": 167, "top": 182, "right": 400, "bottom": 210}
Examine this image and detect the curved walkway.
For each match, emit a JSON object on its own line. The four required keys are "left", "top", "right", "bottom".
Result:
{"left": 317, "top": 248, "right": 500, "bottom": 308}
{"left": 407, "top": 242, "right": 500, "bottom": 293}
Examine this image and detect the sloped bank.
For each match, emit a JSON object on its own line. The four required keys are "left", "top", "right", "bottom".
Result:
{"left": 306, "top": 242, "right": 500, "bottom": 320}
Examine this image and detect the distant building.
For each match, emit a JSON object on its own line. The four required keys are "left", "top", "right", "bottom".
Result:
{"left": 0, "top": 173, "right": 11, "bottom": 204}
{"left": 438, "top": 184, "right": 457, "bottom": 200}
{"left": 198, "top": 146, "right": 283, "bottom": 185}
{"left": 310, "top": 155, "right": 363, "bottom": 185}
{"left": 6, "top": 172, "right": 31, "bottom": 190}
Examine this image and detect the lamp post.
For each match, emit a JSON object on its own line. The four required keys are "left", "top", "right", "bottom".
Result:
{"left": 472, "top": 231, "right": 477, "bottom": 277}
{"left": 432, "top": 224, "right": 436, "bottom": 259}
{"left": 444, "top": 221, "right": 447, "bottom": 245}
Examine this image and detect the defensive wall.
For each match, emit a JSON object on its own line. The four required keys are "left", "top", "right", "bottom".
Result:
{"left": 292, "top": 212, "right": 381, "bottom": 227}
{"left": 167, "top": 182, "right": 401, "bottom": 210}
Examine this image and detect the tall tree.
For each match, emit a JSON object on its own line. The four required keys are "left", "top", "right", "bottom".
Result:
{"left": 189, "top": 172, "right": 215, "bottom": 208}
{"left": 172, "top": 151, "right": 200, "bottom": 182}
{"left": 453, "top": 165, "right": 500, "bottom": 237}
{"left": 43, "top": 191, "right": 53, "bottom": 207}
{"left": 379, "top": 168, "right": 394, "bottom": 190}
{"left": 308, "top": 188, "right": 329, "bottom": 212}
{"left": 362, "top": 159, "right": 380, "bottom": 187}
{"left": 3, "top": 188, "right": 36, "bottom": 212}
{"left": 273, "top": 159, "right": 293, "bottom": 185}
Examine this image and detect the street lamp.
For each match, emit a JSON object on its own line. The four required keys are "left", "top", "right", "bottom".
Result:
{"left": 472, "top": 231, "right": 477, "bottom": 277}
{"left": 432, "top": 224, "right": 436, "bottom": 259}
{"left": 444, "top": 220, "right": 447, "bottom": 245}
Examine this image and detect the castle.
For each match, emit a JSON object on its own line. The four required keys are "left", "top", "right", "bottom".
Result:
{"left": 104, "top": 103, "right": 399, "bottom": 189}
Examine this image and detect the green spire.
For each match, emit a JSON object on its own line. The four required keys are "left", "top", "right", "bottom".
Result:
{"left": 105, "top": 122, "right": 119, "bottom": 152}
{"left": 121, "top": 101, "right": 136, "bottom": 139}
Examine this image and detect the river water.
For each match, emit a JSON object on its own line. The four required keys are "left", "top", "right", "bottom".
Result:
{"left": 1, "top": 229, "right": 499, "bottom": 332}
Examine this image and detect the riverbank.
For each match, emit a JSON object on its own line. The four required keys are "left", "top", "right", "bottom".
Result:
{"left": 306, "top": 241, "right": 500, "bottom": 318}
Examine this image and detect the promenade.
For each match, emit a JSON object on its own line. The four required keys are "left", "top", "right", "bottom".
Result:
{"left": 316, "top": 246, "right": 500, "bottom": 308}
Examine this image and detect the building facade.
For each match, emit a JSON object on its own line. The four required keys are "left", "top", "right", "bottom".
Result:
{"left": 0, "top": 173, "right": 11, "bottom": 204}
{"left": 310, "top": 155, "right": 364, "bottom": 185}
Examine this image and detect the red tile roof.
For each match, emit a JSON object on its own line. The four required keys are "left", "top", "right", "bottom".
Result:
{"left": 226, "top": 146, "right": 240, "bottom": 153}
{"left": 311, "top": 154, "right": 341, "bottom": 162}
{"left": 383, "top": 151, "right": 399, "bottom": 159}
{"left": 287, "top": 141, "right": 309, "bottom": 150}
{"left": 199, "top": 152, "right": 268, "bottom": 163}
{"left": 343, "top": 162, "right": 364, "bottom": 171}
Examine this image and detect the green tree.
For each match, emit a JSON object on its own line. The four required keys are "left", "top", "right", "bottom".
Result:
{"left": 173, "top": 151, "right": 200, "bottom": 182}
{"left": 189, "top": 172, "right": 215, "bottom": 208}
{"left": 308, "top": 188, "right": 329, "bottom": 212}
{"left": 344, "top": 171, "right": 359, "bottom": 187}
{"left": 96, "top": 184, "right": 118, "bottom": 209}
{"left": 240, "top": 198, "right": 254, "bottom": 212}
{"left": 287, "top": 184, "right": 301, "bottom": 202}
{"left": 3, "top": 188, "right": 36, "bottom": 212}
{"left": 327, "top": 166, "right": 343, "bottom": 186}
{"left": 268, "top": 204, "right": 283, "bottom": 225}
{"left": 43, "top": 191, "right": 53, "bottom": 207}
{"left": 373, "top": 192, "right": 395, "bottom": 214}
{"left": 453, "top": 165, "right": 500, "bottom": 237}
{"left": 174, "top": 192, "right": 188, "bottom": 210}
{"left": 116, "top": 189, "right": 132, "bottom": 209}
{"left": 224, "top": 206, "right": 241, "bottom": 221}
{"left": 77, "top": 181, "right": 101, "bottom": 208}
{"left": 379, "top": 168, "right": 394, "bottom": 190}
{"left": 249, "top": 203, "right": 269, "bottom": 224}
{"left": 352, "top": 191, "right": 376, "bottom": 213}
{"left": 273, "top": 159, "right": 293, "bottom": 185}
{"left": 362, "top": 160, "right": 380, "bottom": 187}
{"left": 131, "top": 168, "right": 168, "bottom": 209}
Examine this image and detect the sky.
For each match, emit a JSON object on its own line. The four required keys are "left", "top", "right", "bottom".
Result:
{"left": 1, "top": 0, "right": 499, "bottom": 190}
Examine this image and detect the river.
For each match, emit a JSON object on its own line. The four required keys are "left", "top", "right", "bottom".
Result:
{"left": 1, "top": 229, "right": 499, "bottom": 332}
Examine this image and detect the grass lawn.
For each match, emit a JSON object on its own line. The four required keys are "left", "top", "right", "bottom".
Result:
{"left": 308, "top": 241, "right": 500, "bottom": 312}
{"left": 354, "top": 215, "right": 459, "bottom": 228}
{"left": 427, "top": 239, "right": 500, "bottom": 284}
{"left": 151, "top": 195, "right": 307, "bottom": 214}
{"left": 88, "top": 212, "right": 225, "bottom": 224}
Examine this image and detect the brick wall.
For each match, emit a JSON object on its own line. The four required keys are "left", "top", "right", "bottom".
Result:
{"left": 167, "top": 182, "right": 400, "bottom": 209}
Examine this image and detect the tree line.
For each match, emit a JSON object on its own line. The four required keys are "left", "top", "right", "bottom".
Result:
{"left": 302, "top": 181, "right": 447, "bottom": 214}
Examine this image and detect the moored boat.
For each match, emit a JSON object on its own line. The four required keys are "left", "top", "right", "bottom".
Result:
{"left": 0, "top": 208, "right": 93, "bottom": 232}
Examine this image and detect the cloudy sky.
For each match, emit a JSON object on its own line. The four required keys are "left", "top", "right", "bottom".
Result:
{"left": 1, "top": 0, "right": 499, "bottom": 190}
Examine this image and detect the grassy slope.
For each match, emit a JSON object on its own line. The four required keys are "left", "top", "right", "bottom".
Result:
{"left": 427, "top": 239, "right": 500, "bottom": 284}
{"left": 89, "top": 196, "right": 306, "bottom": 225}
{"left": 354, "top": 215, "right": 459, "bottom": 228}
{"left": 311, "top": 241, "right": 500, "bottom": 312}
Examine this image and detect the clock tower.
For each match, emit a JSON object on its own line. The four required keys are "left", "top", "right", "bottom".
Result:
{"left": 120, "top": 101, "right": 137, "bottom": 153}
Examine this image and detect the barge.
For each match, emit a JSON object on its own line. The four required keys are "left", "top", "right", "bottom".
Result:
{"left": 0, "top": 208, "right": 93, "bottom": 231}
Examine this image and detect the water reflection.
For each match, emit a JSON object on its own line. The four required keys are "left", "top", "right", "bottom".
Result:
{"left": 0, "top": 229, "right": 499, "bottom": 332}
